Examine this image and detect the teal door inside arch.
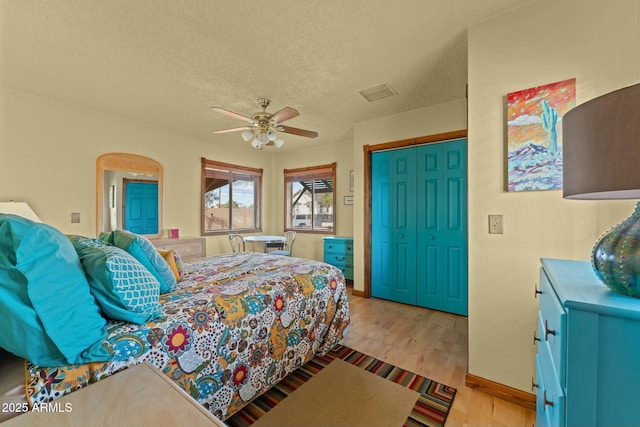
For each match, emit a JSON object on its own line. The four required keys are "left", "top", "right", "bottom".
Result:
{"left": 124, "top": 181, "right": 159, "bottom": 235}
{"left": 372, "top": 138, "right": 468, "bottom": 315}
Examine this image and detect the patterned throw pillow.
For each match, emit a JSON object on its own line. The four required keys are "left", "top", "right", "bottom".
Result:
{"left": 70, "top": 236, "right": 163, "bottom": 324}
{"left": 100, "top": 230, "right": 177, "bottom": 294}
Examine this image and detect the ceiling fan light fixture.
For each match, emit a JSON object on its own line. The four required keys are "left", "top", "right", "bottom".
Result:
{"left": 211, "top": 98, "right": 317, "bottom": 150}
{"left": 241, "top": 129, "right": 254, "bottom": 141}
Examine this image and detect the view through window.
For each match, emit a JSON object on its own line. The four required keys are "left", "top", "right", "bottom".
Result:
{"left": 284, "top": 163, "right": 336, "bottom": 233}
{"left": 201, "top": 158, "right": 262, "bottom": 234}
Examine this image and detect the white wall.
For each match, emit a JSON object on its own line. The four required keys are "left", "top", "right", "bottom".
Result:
{"left": 467, "top": 0, "right": 640, "bottom": 391}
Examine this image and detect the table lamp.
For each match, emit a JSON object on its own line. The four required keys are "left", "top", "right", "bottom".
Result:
{"left": 0, "top": 201, "right": 41, "bottom": 222}
{"left": 563, "top": 83, "right": 640, "bottom": 297}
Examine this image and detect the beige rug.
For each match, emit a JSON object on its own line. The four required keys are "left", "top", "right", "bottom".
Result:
{"left": 252, "top": 359, "right": 420, "bottom": 427}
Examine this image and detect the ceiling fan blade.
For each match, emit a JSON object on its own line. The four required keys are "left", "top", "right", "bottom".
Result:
{"left": 213, "top": 126, "right": 252, "bottom": 134}
{"left": 269, "top": 107, "right": 299, "bottom": 124}
{"left": 278, "top": 125, "right": 318, "bottom": 139}
{"left": 211, "top": 107, "right": 253, "bottom": 123}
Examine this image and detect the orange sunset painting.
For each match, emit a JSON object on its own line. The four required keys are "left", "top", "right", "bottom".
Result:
{"left": 507, "top": 78, "right": 576, "bottom": 191}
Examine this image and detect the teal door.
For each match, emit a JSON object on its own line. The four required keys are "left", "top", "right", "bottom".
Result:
{"left": 416, "top": 140, "right": 467, "bottom": 315}
{"left": 372, "top": 139, "right": 468, "bottom": 315}
{"left": 372, "top": 149, "right": 417, "bottom": 305}
{"left": 124, "top": 181, "right": 158, "bottom": 235}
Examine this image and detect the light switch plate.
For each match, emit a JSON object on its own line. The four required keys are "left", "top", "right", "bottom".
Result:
{"left": 71, "top": 212, "right": 81, "bottom": 223}
{"left": 489, "top": 214, "right": 503, "bottom": 234}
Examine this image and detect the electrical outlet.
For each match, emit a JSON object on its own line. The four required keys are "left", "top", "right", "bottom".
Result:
{"left": 71, "top": 212, "right": 81, "bottom": 223}
{"left": 489, "top": 214, "right": 503, "bottom": 234}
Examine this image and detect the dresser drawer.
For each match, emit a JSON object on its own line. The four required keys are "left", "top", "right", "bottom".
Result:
{"left": 536, "top": 349, "right": 566, "bottom": 427}
{"left": 538, "top": 268, "right": 566, "bottom": 386}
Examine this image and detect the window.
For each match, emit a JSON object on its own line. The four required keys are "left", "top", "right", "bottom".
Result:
{"left": 201, "top": 158, "right": 262, "bottom": 235}
{"left": 284, "top": 163, "right": 335, "bottom": 233}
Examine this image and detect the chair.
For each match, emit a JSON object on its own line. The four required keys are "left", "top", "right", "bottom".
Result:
{"left": 270, "top": 231, "right": 296, "bottom": 256}
{"left": 228, "top": 234, "right": 245, "bottom": 253}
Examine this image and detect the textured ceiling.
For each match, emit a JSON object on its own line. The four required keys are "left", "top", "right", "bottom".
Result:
{"left": 0, "top": 0, "right": 536, "bottom": 151}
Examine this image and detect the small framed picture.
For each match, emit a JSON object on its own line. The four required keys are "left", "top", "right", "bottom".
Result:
{"left": 349, "top": 170, "right": 355, "bottom": 193}
{"left": 344, "top": 195, "right": 354, "bottom": 205}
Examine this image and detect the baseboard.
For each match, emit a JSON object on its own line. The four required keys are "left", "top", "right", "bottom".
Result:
{"left": 351, "top": 288, "right": 365, "bottom": 297}
{"left": 465, "top": 373, "right": 536, "bottom": 411}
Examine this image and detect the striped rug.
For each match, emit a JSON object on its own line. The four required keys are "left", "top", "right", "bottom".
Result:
{"left": 226, "top": 345, "right": 456, "bottom": 427}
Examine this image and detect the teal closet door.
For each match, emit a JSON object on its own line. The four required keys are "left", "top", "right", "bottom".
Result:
{"left": 416, "top": 139, "right": 468, "bottom": 316}
{"left": 371, "top": 149, "right": 417, "bottom": 305}
{"left": 371, "top": 139, "right": 468, "bottom": 316}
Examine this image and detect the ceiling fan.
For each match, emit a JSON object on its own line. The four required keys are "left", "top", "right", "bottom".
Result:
{"left": 211, "top": 98, "right": 318, "bottom": 149}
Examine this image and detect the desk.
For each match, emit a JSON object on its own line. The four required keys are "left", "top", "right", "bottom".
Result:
{"left": 243, "top": 235, "right": 286, "bottom": 252}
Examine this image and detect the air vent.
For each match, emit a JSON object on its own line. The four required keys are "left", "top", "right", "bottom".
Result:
{"left": 358, "top": 83, "right": 397, "bottom": 102}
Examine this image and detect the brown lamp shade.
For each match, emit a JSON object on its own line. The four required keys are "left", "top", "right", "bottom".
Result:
{"left": 563, "top": 83, "right": 640, "bottom": 199}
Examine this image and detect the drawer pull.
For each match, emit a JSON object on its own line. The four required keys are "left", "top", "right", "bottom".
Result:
{"left": 535, "top": 284, "right": 542, "bottom": 298}
{"left": 545, "top": 320, "right": 556, "bottom": 340}
{"left": 531, "top": 378, "right": 538, "bottom": 391}
{"left": 334, "top": 256, "right": 346, "bottom": 261}
{"left": 533, "top": 331, "right": 540, "bottom": 345}
{"left": 543, "top": 390, "right": 554, "bottom": 408}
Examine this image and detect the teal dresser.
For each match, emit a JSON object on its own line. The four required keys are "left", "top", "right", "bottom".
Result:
{"left": 536, "top": 258, "right": 640, "bottom": 427}
{"left": 323, "top": 236, "right": 353, "bottom": 280}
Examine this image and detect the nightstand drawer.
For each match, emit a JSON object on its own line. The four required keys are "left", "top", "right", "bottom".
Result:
{"left": 329, "top": 265, "right": 353, "bottom": 280}
{"left": 324, "top": 253, "right": 352, "bottom": 268}
{"left": 323, "top": 242, "right": 353, "bottom": 255}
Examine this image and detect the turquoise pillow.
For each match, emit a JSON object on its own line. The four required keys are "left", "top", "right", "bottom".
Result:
{"left": 70, "top": 236, "right": 163, "bottom": 324}
{"left": 0, "top": 214, "right": 109, "bottom": 366}
{"left": 100, "top": 230, "right": 177, "bottom": 294}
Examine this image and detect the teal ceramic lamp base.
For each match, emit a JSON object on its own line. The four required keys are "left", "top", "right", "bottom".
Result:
{"left": 592, "top": 202, "right": 640, "bottom": 298}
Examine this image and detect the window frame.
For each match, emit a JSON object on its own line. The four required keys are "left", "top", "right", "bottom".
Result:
{"left": 284, "top": 162, "right": 336, "bottom": 234}
{"left": 201, "top": 158, "right": 263, "bottom": 236}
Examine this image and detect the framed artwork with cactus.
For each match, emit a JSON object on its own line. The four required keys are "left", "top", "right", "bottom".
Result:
{"left": 506, "top": 78, "right": 576, "bottom": 192}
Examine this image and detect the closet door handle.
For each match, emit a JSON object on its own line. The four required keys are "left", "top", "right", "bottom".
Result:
{"left": 533, "top": 331, "right": 540, "bottom": 345}
{"left": 531, "top": 378, "right": 538, "bottom": 391}
{"left": 535, "top": 284, "right": 542, "bottom": 298}
{"left": 399, "top": 234, "right": 405, "bottom": 238}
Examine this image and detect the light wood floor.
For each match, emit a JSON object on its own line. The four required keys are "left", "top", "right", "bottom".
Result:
{"left": 339, "top": 286, "right": 535, "bottom": 427}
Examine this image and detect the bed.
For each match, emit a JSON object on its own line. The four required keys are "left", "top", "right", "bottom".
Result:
{"left": 0, "top": 214, "right": 350, "bottom": 422}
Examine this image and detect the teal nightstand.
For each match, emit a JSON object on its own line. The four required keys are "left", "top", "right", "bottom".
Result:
{"left": 323, "top": 236, "right": 353, "bottom": 280}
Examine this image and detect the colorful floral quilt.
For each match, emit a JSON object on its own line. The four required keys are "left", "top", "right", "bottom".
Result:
{"left": 25, "top": 252, "right": 350, "bottom": 420}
